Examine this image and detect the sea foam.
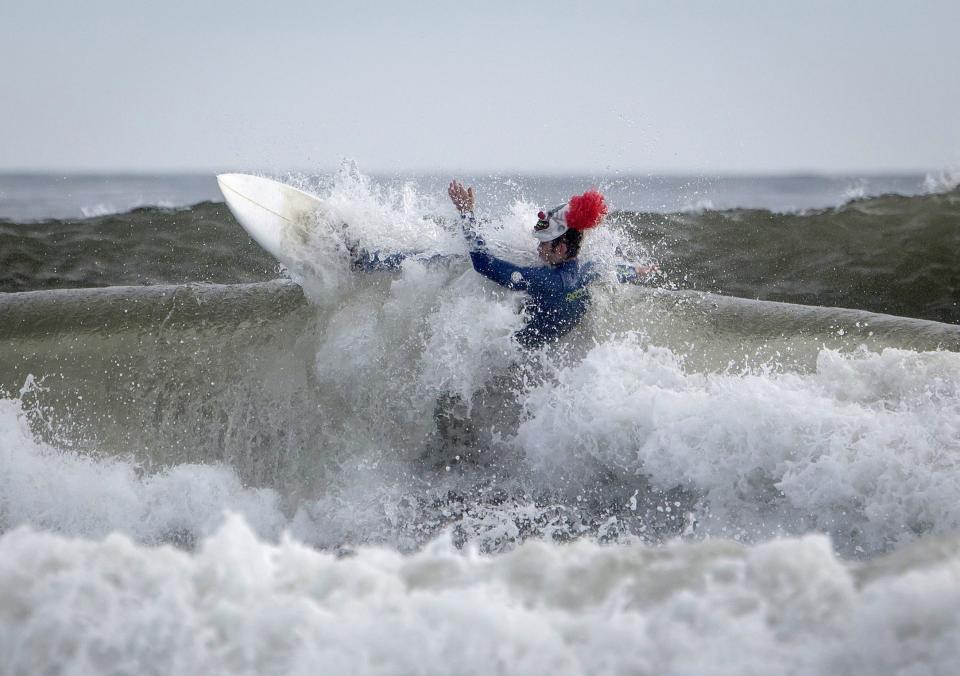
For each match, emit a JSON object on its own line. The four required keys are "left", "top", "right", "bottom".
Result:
{"left": 517, "top": 336, "right": 960, "bottom": 554}
{"left": 1, "top": 515, "right": 959, "bottom": 675}
{"left": 0, "top": 396, "right": 285, "bottom": 544}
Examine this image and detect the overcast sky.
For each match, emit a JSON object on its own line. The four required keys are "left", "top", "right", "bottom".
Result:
{"left": 2, "top": 0, "right": 958, "bottom": 174}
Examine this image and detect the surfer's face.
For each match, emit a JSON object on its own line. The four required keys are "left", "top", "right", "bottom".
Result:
{"left": 538, "top": 239, "right": 568, "bottom": 265}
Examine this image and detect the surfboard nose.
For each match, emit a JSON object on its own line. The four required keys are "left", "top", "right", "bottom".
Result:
{"left": 216, "top": 173, "right": 252, "bottom": 199}
{"left": 215, "top": 173, "right": 328, "bottom": 270}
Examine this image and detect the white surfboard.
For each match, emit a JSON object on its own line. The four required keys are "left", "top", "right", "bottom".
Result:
{"left": 217, "top": 173, "right": 326, "bottom": 267}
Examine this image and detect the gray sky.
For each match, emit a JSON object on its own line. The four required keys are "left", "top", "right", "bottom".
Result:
{"left": 2, "top": 0, "right": 958, "bottom": 173}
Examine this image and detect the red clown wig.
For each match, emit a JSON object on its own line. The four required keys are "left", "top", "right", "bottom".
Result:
{"left": 564, "top": 190, "right": 607, "bottom": 231}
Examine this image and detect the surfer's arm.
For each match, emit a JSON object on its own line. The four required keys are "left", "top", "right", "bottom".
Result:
{"left": 468, "top": 249, "right": 534, "bottom": 291}
{"left": 350, "top": 249, "right": 409, "bottom": 271}
{"left": 449, "top": 178, "right": 533, "bottom": 290}
{"left": 350, "top": 248, "right": 464, "bottom": 272}
{"left": 457, "top": 212, "right": 532, "bottom": 290}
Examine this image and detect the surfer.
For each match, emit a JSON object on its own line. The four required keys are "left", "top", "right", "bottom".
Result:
{"left": 448, "top": 180, "right": 654, "bottom": 349}
{"left": 429, "top": 180, "right": 657, "bottom": 461}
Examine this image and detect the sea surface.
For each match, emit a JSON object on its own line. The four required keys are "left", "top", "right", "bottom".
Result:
{"left": 2, "top": 165, "right": 960, "bottom": 674}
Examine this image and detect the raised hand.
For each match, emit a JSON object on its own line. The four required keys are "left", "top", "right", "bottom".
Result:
{"left": 448, "top": 179, "right": 475, "bottom": 214}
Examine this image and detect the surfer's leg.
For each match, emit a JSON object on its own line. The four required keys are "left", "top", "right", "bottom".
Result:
{"left": 433, "top": 392, "right": 475, "bottom": 446}
{"left": 430, "top": 391, "right": 478, "bottom": 463}
{"left": 470, "top": 362, "right": 535, "bottom": 435}
{"left": 428, "top": 361, "right": 534, "bottom": 466}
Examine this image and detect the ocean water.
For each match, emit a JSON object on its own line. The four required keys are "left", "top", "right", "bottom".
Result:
{"left": 2, "top": 165, "right": 960, "bottom": 674}
{"left": 0, "top": 170, "right": 938, "bottom": 222}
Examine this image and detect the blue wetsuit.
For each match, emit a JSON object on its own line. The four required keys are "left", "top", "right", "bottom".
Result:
{"left": 466, "top": 241, "right": 597, "bottom": 349}
{"left": 458, "top": 213, "right": 599, "bottom": 349}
